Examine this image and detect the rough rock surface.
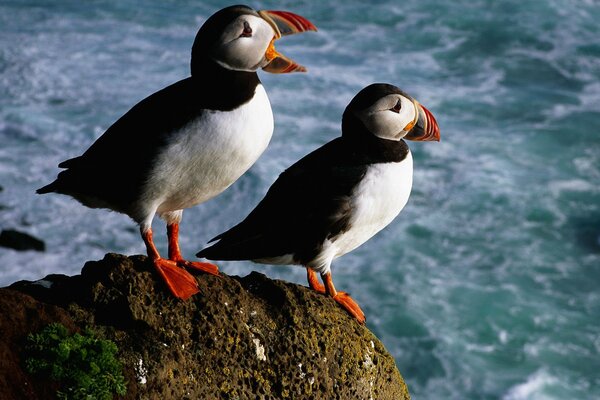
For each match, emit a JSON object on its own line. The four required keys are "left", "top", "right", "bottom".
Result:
{"left": 1, "top": 253, "right": 410, "bottom": 399}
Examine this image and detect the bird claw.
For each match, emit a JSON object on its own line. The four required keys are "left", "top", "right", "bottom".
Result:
{"left": 152, "top": 258, "right": 200, "bottom": 300}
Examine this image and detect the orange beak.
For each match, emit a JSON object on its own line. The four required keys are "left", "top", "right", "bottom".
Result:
{"left": 258, "top": 10, "right": 317, "bottom": 73}
{"left": 404, "top": 102, "right": 440, "bottom": 142}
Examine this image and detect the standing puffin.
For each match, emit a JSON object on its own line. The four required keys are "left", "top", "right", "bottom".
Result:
{"left": 197, "top": 83, "right": 440, "bottom": 323}
{"left": 37, "top": 5, "right": 317, "bottom": 300}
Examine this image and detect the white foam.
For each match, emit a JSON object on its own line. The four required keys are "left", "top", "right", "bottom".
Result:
{"left": 549, "top": 179, "right": 597, "bottom": 198}
{"left": 503, "top": 370, "right": 559, "bottom": 400}
{"left": 545, "top": 82, "right": 600, "bottom": 120}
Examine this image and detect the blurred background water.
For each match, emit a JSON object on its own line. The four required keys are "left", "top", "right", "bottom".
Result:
{"left": 1, "top": 1, "right": 599, "bottom": 398}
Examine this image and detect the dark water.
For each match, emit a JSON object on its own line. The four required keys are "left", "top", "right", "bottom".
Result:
{"left": 1, "top": 1, "right": 599, "bottom": 398}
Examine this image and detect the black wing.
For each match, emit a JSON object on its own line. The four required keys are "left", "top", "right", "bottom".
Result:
{"left": 37, "top": 78, "right": 207, "bottom": 209}
{"left": 197, "top": 138, "right": 371, "bottom": 264}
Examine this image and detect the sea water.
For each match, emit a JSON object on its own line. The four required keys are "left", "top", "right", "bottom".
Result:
{"left": 1, "top": 1, "right": 599, "bottom": 398}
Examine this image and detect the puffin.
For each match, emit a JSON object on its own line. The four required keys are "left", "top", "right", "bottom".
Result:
{"left": 196, "top": 83, "right": 440, "bottom": 323}
{"left": 37, "top": 5, "right": 317, "bottom": 300}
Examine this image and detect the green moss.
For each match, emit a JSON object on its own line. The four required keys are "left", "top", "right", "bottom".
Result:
{"left": 24, "top": 323, "right": 127, "bottom": 400}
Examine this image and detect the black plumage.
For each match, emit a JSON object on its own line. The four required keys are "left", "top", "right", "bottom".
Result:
{"left": 37, "top": 67, "right": 260, "bottom": 212}
{"left": 37, "top": 30, "right": 261, "bottom": 212}
{"left": 197, "top": 131, "right": 410, "bottom": 265}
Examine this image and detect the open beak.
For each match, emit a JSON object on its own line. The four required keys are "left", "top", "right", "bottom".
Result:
{"left": 258, "top": 10, "right": 317, "bottom": 73}
{"left": 404, "top": 102, "right": 440, "bottom": 142}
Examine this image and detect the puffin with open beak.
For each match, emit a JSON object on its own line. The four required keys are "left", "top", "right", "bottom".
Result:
{"left": 37, "top": 5, "right": 317, "bottom": 300}
{"left": 197, "top": 83, "right": 440, "bottom": 323}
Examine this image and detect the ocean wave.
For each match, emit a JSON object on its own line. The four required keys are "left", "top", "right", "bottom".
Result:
{"left": 503, "top": 370, "right": 560, "bottom": 400}
{"left": 2, "top": 2, "right": 600, "bottom": 399}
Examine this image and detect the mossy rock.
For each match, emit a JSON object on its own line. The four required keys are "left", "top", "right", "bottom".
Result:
{"left": 24, "top": 323, "right": 126, "bottom": 399}
{"left": 3, "top": 253, "right": 410, "bottom": 399}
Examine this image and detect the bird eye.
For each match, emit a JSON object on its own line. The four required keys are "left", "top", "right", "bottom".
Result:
{"left": 240, "top": 21, "right": 253, "bottom": 37}
{"left": 390, "top": 99, "right": 402, "bottom": 113}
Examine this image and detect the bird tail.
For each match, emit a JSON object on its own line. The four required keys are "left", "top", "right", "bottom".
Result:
{"left": 37, "top": 156, "right": 83, "bottom": 194}
{"left": 196, "top": 241, "right": 243, "bottom": 261}
{"left": 196, "top": 232, "right": 273, "bottom": 261}
{"left": 36, "top": 181, "right": 58, "bottom": 194}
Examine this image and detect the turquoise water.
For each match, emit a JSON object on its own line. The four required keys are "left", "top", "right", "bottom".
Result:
{"left": 1, "top": 1, "right": 599, "bottom": 398}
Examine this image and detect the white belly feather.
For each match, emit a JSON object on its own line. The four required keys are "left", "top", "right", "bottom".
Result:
{"left": 263, "top": 152, "right": 414, "bottom": 274}
{"left": 331, "top": 152, "right": 413, "bottom": 259}
{"left": 140, "top": 84, "right": 273, "bottom": 217}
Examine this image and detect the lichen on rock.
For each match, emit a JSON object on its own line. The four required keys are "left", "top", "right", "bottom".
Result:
{"left": 2, "top": 253, "right": 410, "bottom": 399}
{"left": 24, "top": 323, "right": 127, "bottom": 399}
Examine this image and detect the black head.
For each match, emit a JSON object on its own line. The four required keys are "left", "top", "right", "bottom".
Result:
{"left": 342, "top": 83, "right": 440, "bottom": 142}
{"left": 190, "top": 5, "right": 317, "bottom": 76}
{"left": 191, "top": 6, "right": 265, "bottom": 74}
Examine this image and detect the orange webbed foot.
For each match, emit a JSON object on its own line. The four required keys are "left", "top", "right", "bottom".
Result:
{"left": 177, "top": 260, "right": 220, "bottom": 277}
{"left": 332, "top": 292, "right": 366, "bottom": 324}
{"left": 307, "top": 268, "right": 366, "bottom": 324}
{"left": 153, "top": 258, "right": 200, "bottom": 300}
{"left": 166, "top": 223, "right": 220, "bottom": 277}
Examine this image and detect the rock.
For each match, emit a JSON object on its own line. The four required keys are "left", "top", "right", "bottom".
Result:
{"left": 0, "top": 290, "right": 77, "bottom": 399}
{"left": 0, "top": 229, "right": 45, "bottom": 251}
{"left": 2, "top": 253, "right": 410, "bottom": 399}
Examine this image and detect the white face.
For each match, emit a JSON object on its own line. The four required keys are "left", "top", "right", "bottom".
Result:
{"left": 211, "top": 15, "right": 275, "bottom": 72}
{"left": 356, "top": 94, "right": 418, "bottom": 141}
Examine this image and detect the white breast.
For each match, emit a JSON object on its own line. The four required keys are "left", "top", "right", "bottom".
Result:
{"left": 253, "top": 152, "right": 413, "bottom": 275}
{"left": 331, "top": 152, "right": 413, "bottom": 258}
{"left": 141, "top": 84, "right": 273, "bottom": 215}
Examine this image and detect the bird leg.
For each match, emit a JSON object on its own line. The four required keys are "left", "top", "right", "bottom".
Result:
{"left": 167, "top": 223, "right": 219, "bottom": 276}
{"left": 142, "top": 227, "right": 199, "bottom": 300}
{"left": 321, "top": 271, "right": 366, "bottom": 324}
{"left": 306, "top": 267, "right": 326, "bottom": 292}
{"left": 306, "top": 267, "right": 365, "bottom": 323}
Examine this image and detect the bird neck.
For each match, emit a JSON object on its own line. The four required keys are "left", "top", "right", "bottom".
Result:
{"left": 190, "top": 56, "right": 261, "bottom": 111}
{"left": 341, "top": 115, "right": 410, "bottom": 162}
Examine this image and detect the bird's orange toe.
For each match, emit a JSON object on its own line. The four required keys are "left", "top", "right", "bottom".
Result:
{"left": 153, "top": 258, "right": 200, "bottom": 300}
{"left": 178, "top": 260, "right": 220, "bottom": 276}
{"left": 332, "top": 292, "right": 366, "bottom": 324}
